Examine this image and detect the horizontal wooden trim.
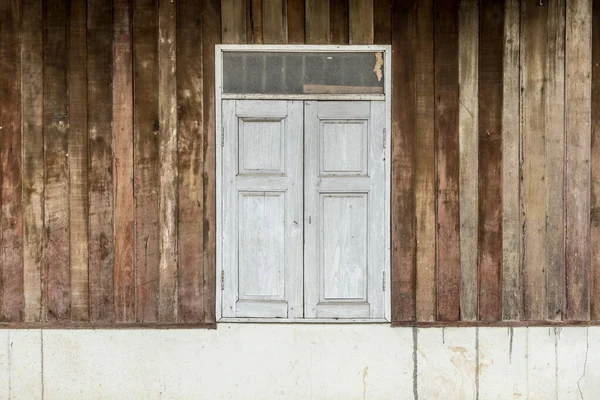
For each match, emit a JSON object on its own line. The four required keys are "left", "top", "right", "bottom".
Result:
{"left": 392, "top": 320, "right": 600, "bottom": 328}
{"left": 221, "top": 93, "right": 385, "bottom": 101}
{"left": 0, "top": 322, "right": 217, "bottom": 330}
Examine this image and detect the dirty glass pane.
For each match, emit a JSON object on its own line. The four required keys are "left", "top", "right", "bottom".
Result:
{"left": 222, "top": 52, "right": 385, "bottom": 95}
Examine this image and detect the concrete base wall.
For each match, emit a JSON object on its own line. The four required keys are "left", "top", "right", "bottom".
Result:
{"left": 0, "top": 325, "right": 595, "bottom": 399}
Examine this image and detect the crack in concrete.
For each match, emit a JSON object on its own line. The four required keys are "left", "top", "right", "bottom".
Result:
{"left": 509, "top": 327, "right": 514, "bottom": 364}
{"left": 412, "top": 327, "right": 418, "bottom": 400}
{"left": 577, "top": 327, "right": 589, "bottom": 400}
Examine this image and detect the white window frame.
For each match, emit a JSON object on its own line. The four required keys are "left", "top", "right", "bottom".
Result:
{"left": 215, "top": 44, "right": 392, "bottom": 323}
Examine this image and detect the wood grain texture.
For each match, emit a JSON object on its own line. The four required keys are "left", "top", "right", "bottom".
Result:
{"left": 435, "top": 0, "right": 460, "bottom": 321}
{"left": 502, "top": 0, "right": 523, "bottom": 321}
{"left": 0, "top": 0, "right": 24, "bottom": 321}
{"left": 478, "top": 0, "right": 503, "bottom": 321}
{"left": 134, "top": 0, "right": 160, "bottom": 323}
{"left": 178, "top": 0, "right": 204, "bottom": 323}
{"left": 263, "top": 0, "right": 287, "bottom": 43}
{"left": 330, "top": 0, "right": 349, "bottom": 45}
{"left": 391, "top": 0, "right": 416, "bottom": 322}
{"left": 373, "top": 0, "right": 391, "bottom": 44}
{"left": 68, "top": 0, "right": 90, "bottom": 321}
{"left": 21, "top": 0, "right": 44, "bottom": 322}
{"left": 458, "top": 0, "right": 478, "bottom": 321}
{"left": 349, "top": 0, "right": 374, "bottom": 44}
{"left": 202, "top": 0, "right": 221, "bottom": 324}
{"left": 44, "top": 0, "right": 70, "bottom": 322}
{"left": 545, "top": 0, "right": 565, "bottom": 321}
{"left": 158, "top": 0, "right": 179, "bottom": 323}
{"left": 521, "top": 0, "right": 547, "bottom": 321}
{"left": 305, "top": 0, "right": 330, "bottom": 44}
{"left": 286, "top": 0, "right": 304, "bottom": 43}
{"left": 114, "top": 0, "right": 135, "bottom": 323}
{"left": 591, "top": 0, "right": 600, "bottom": 320}
{"left": 250, "top": 0, "right": 263, "bottom": 43}
{"left": 88, "top": 0, "right": 115, "bottom": 322}
{"left": 414, "top": 0, "right": 435, "bottom": 322}
{"left": 221, "top": 0, "right": 246, "bottom": 43}
{"left": 565, "top": 0, "right": 592, "bottom": 321}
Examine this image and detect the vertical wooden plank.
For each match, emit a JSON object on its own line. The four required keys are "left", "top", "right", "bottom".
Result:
{"left": 21, "top": 0, "right": 44, "bottom": 322}
{"left": 435, "top": 0, "right": 460, "bottom": 321}
{"left": 415, "top": 0, "right": 435, "bottom": 322}
{"left": 221, "top": 0, "right": 246, "bottom": 44}
{"left": 373, "top": 0, "right": 391, "bottom": 44}
{"left": 349, "top": 0, "right": 373, "bottom": 44}
{"left": 0, "top": 0, "right": 23, "bottom": 321}
{"left": 44, "top": 0, "right": 70, "bottom": 321}
{"left": 69, "top": 0, "right": 90, "bottom": 321}
{"left": 263, "top": 0, "right": 287, "bottom": 43}
{"left": 502, "top": 0, "right": 522, "bottom": 321}
{"left": 457, "top": 0, "right": 478, "bottom": 321}
{"left": 478, "top": 0, "right": 504, "bottom": 321}
{"left": 591, "top": 0, "right": 600, "bottom": 320}
{"left": 134, "top": 0, "right": 159, "bottom": 323}
{"left": 306, "top": 0, "right": 330, "bottom": 44}
{"left": 114, "top": 0, "right": 135, "bottom": 323}
{"left": 178, "top": 0, "right": 204, "bottom": 323}
{"left": 521, "top": 0, "right": 547, "bottom": 321}
{"left": 545, "top": 0, "right": 565, "bottom": 320}
{"left": 286, "top": 0, "right": 305, "bottom": 44}
{"left": 202, "top": 0, "right": 221, "bottom": 324}
{"left": 330, "top": 0, "right": 349, "bottom": 45}
{"left": 250, "top": 0, "right": 263, "bottom": 43}
{"left": 565, "top": 0, "right": 592, "bottom": 321}
{"left": 391, "top": 0, "right": 416, "bottom": 322}
{"left": 88, "top": 0, "right": 115, "bottom": 322}
{"left": 158, "top": 0, "right": 178, "bottom": 323}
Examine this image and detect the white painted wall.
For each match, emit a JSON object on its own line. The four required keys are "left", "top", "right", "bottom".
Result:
{"left": 0, "top": 325, "right": 596, "bottom": 399}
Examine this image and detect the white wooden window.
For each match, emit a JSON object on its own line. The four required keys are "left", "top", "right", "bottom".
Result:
{"left": 216, "top": 45, "right": 391, "bottom": 322}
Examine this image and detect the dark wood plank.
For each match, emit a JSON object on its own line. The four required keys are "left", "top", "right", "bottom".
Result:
{"left": 591, "top": 0, "right": 600, "bottom": 321}
{"left": 263, "top": 0, "right": 287, "bottom": 43}
{"left": 373, "top": 0, "right": 391, "bottom": 44}
{"left": 478, "top": 0, "right": 504, "bottom": 321}
{"left": 391, "top": 0, "right": 416, "bottom": 322}
{"left": 134, "top": 0, "right": 160, "bottom": 323}
{"left": 349, "top": 0, "right": 373, "bottom": 44}
{"left": 250, "top": 0, "right": 263, "bottom": 43}
{"left": 330, "top": 0, "right": 349, "bottom": 45}
{"left": 22, "top": 0, "right": 45, "bottom": 322}
{"left": 44, "top": 0, "right": 70, "bottom": 322}
{"left": 0, "top": 0, "right": 24, "bottom": 321}
{"left": 435, "top": 0, "right": 460, "bottom": 321}
{"left": 178, "top": 0, "right": 205, "bottom": 323}
{"left": 565, "top": 0, "right": 592, "bottom": 321}
{"left": 306, "top": 0, "right": 330, "bottom": 44}
{"left": 114, "top": 0, "right": 135, "bottom": 323}
{"left": 286, "top": 0, "right": 305, "bottom": 44}
{"left": 202, "top": 0, "right": 221, "bottom": 324}
{"left": 221, "top": 0, "right": 246, "bottom": 43}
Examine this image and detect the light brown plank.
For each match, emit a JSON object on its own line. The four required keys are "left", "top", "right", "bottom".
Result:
{"left": 0, "top": 0, "right": 24, "bottom": 321}
{"left": 330, "top": 0, "right": 349, "bottom": 45}
{"left": 114, "top": 0, "right": 135, "bottom": 323}
{"left": 373, "top": 0, "right": 391, "bottom": 44}
{"left": 565, "top": 0, "right": 592, "bottom": 321}
{"left": 349, "top": 0, "right": 374, "bottom": 44}
{"left": 250, "top": 0, "right": 263, "bottom": 43}
{"left": 457, "top": 0, "right": 478, "bottom": 321}
{"left": 222, "top": 0, "right": 246, "bottom": 44}
{"left": 22, "top": 0, "right": 44, "bottom": 322}
{"left": 591, "top": 0, "right": 600, "bottom": 320}
{"left": 414, "top": 0, "right": 435, "bottom": 322}
{"left": 306, "top": 0, "right": 330, "bottom": 44}
{"left": 263, "top": 0, "right": 287, "bottom": 43}
{"left": 286, "top": 0, "right": 305, "bottom": 44}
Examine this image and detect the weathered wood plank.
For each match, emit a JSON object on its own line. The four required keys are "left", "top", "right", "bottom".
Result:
{"left": 221, "top": 0, "right": 246, "bottom": 44}
{"left": 414, "top": 0, "right": 435, "bottom": 322}
{"left": 158, "top": 0, "right": 178, "bottom": 323}
{"left": 502, "top": 0, "right": 522, "bottom": 321}
{"left": 435, "top": 0, "right": 460, "bottom": 321}
{"left": 478, "top": 0, "right": 504, "bottom": 321}
{"left": 349, "top": 0, "right": 374, "bottom": 44}
{"left": 44, "top": 0, "right": 70, "bottom": 322}
{"left": 22, "top": 0, "right": 44, "bottom": 322}
{"left": 330, "top": 0, "right": 349, "bottom": 45}
{"left": 263, "top": 0, "right": 286, "bottom": 43}
{"left": 68, "top": 0, "right": 89, "bottom": 321}
{"left": 114, "top": 0, "right": 135, "bottom": 323}
{"left": 286, "top": 0, "right": 304, "bottom": 44}
{"left": 391, "top": 0, "right": 416, "bottom": 322}
{"left": 0, "top": 0, "right": 24, "bottom": 321}
{"left": 373, "top": 0, "right": 391, "bottom": 44}
{"left": 202, "top": 0, "right": 221, "bottom": 324}
{"left": 88, "top": 0, "right": 115, "bottom": 322}
{"left": 565, "top": 0, "right": 592, "bottom": 321}
{"left": 521, "top": 0, "right": 547, "bottom": 321}
{"left": 134, "top": 0, "right": 160, "bottom": 323}
{"left": 178, "top": 0, "right": 204, "bottom": 323}
{"left": 458, "top": 0, "right": 478, "bottom": 321}
{"left": 591, "top": 0, "right": 600, "bottom": 320}
{"left": 545, "top": 0, "right": 565, "bottom": 321}
{"left": 306, "top": 0, "right": 330, "bottom": 44}
{"left": 250, "top": 0, "right": 263, "bottom": 43}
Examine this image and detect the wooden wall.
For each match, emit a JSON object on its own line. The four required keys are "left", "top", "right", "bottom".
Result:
{"left": 0, "top": 0, "right": 599, "bottom": 327}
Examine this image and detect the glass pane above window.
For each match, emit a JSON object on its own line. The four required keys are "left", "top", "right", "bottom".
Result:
{"left": 222, "top": 52, "right": 385, "bottom": 95}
